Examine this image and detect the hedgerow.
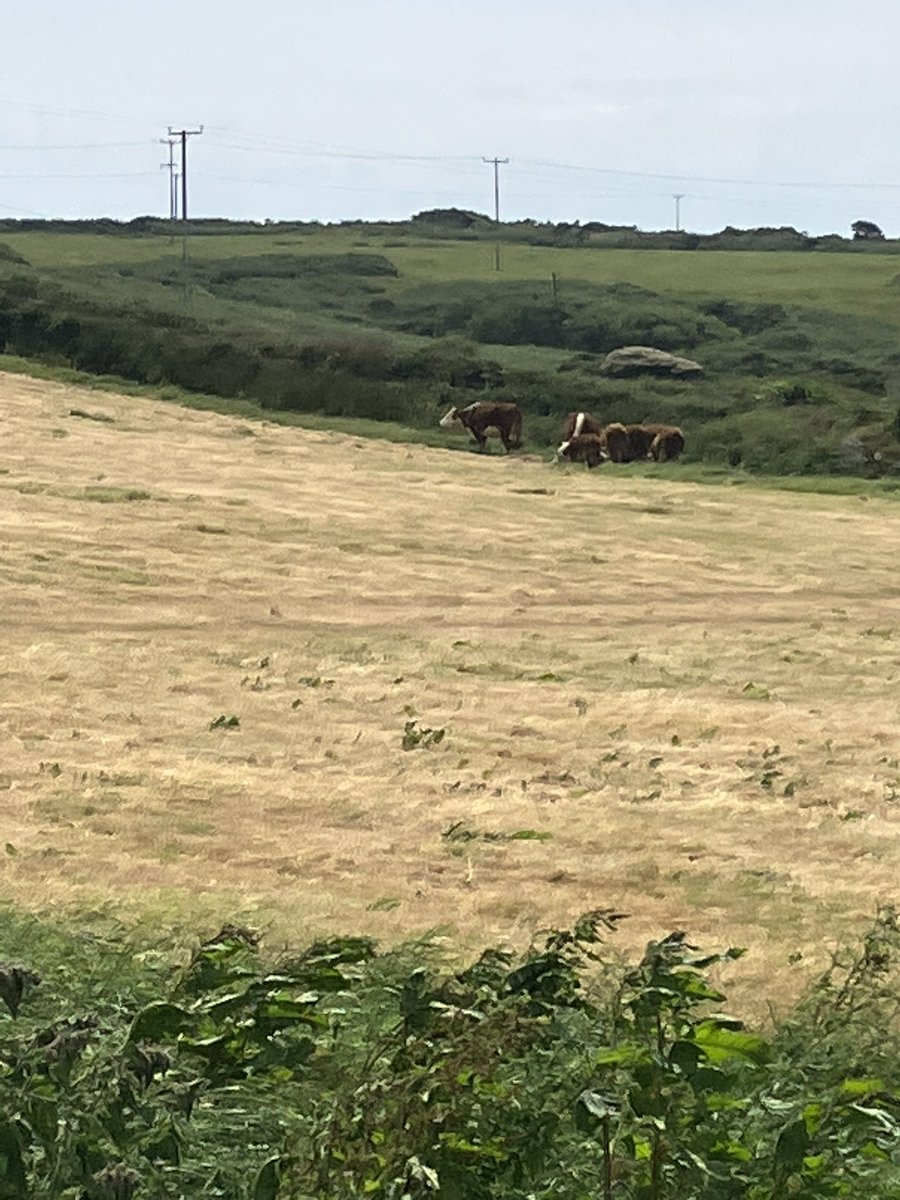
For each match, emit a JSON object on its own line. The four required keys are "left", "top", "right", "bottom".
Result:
{"left": 4, "top": 907, "right": 900, "bottom": 1198}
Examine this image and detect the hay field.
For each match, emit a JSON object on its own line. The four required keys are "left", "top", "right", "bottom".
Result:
{"left": 3, "top": 370, "right": 900, "bottom": 1010}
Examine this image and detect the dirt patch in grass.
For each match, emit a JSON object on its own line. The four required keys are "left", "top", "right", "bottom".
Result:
{"left": 2, "top": 369, "right": 900, "bottom": 1015}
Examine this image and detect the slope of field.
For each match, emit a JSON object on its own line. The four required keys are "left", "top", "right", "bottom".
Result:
{"left": 5, "top": 224, "right": 900, "bottom": 479}
{"left": 8, "top": 229, "right": 900, "bottom": 324}
{"left": 4, "top": 369, "right": 900, "bottom": 1010}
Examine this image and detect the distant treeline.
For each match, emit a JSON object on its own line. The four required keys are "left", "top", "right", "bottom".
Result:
{"left": 0, "top": 212, "right": 897, "bottom": 253}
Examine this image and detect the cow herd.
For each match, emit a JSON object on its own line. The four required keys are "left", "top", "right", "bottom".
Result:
{"left": 438, "top": 401, "right": 684, "bottom": 468}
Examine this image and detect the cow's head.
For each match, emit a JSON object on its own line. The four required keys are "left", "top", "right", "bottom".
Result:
{"left": 557, "top": 435, "right": 608, "bottom": 468}
{"left": 439, "top": 407, "right": 461, "bottom": 430}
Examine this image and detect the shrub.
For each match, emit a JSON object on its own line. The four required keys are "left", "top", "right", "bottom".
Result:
{"left": 7, "top": 909, "right": 900, "bottom": 1198}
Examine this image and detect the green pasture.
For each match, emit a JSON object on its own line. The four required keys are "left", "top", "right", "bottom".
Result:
{"left": 2, "top": 218, "right": 900, "bottom": 477}
{"left": 5, "top": 225, "right": 900, "bottom": 321}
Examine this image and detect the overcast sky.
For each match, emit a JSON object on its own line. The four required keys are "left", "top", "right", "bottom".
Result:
{"left": 3, "top": 0, "right": 899, "bottom": 235}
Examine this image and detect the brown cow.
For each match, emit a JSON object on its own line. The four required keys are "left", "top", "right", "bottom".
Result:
{"left": 648, "top": 426, "right": 685, "bottom": 461}
{"left": 611, "top": 423, "right": 685, "bottom": 462}
{"left": 557, "top": 433, "right": 605, "bottom": 468}
{"left": 439, "top": 401, "right": 523, "bottom": 452}
{"left": 598, "top": 423, "right": 631, "bottom": 463}
{"left": 557, "top": 411, "right": 605, "bottom": 463}
{"left": 623, "top": 424, "right": 657, "bottom": 460}
{"left": 561, "top": 410, "right": 604, "bottom": 442}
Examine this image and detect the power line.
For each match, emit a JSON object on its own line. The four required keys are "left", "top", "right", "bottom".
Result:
{"left": 167, "top": 126, "right": 203, "bottom": 220}
{"left": 205, "top": 133, "right": 479, "bottom": 165}
{"left": 160, "top": 137, "right": 179, "bottom": 220}
{"left": 0, "top": 141, "right": 151, "bottom": 151}
{"left": 483, "top": 156, "right": 508, "bottom": 271}
{"left": 672, "top": 192, "right": 685, "bottom": 231}
{"left": 0, "top": 171, "right": 156, "bottom": 180}
{"left": 517, "top": 156, "right": 900, "bottom": 192}
{"left": 0, "top": 96, "right": 151, "bottom": 126}
{"left": 204, "top": 130, "right": 900, "bottom": 193}
{"left": 0, "top": 94, "right": 899, "bottom": 196}
{"left": 204, "top": 172, "right": 482, "bottom": 200}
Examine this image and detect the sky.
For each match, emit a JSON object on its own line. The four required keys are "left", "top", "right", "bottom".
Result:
{"left": 3, "top": 0, "right": 900, "bottom": 235}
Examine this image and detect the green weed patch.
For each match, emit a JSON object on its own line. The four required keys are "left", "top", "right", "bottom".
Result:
{"left": 3, "top": 906, "right": 900, "bottom": 1197}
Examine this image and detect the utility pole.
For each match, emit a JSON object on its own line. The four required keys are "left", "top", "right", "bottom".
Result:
{"left": 160, "top": 137, "right": 179, "bottom": 220}
{"left": 167, "top": 125, "right": 203, "bottom": 221}
{"left": 672, "top": 193, "right": 685, "bottom": 232}
{"left": 483, "top": 155, "right": 508, "bottom": 272}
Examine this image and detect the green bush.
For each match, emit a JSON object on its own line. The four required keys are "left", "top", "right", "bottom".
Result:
{"left": 5, "top": 907, "right": 900, "bottom": 1198}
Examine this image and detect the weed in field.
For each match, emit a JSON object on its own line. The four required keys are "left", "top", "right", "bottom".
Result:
{"left": 68, "top": 407, "right": 114, "bottom": 423}
{"left": 78, "top": 487, "right": 152, "bottom": 503}
{"left": 96, "top": 771, "right": 143, "bottom": 788}
{"left": 737, "top": 744, "right": 804, "bottom": 795}
{"left": 84, "top": 564, "right": 151, "bottom": 585}
{"left": 402, "top": 719, "right": 446, "bottom": 751}
{"left": 208, "top": 714, "right": 240, "bottom": 731}
{"left": 741, "top": 680, "right": 773, "bottom": 700}
{"left": 441, "top": 821, "right": 552, "bottom": 844}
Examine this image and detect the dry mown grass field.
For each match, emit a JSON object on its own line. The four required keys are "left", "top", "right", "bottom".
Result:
{"left": 4, "top": 370, "right": 900, "bottom": 1013}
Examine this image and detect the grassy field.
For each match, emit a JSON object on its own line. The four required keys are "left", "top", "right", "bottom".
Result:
{"left": 7, "top": 226, "right": 900, "bottom": 321}
{"left": 4, "top": 221, "right": 900, "bottom": 482}
{"left": 4, "top": 366, "right": 900, "bottom": 1017}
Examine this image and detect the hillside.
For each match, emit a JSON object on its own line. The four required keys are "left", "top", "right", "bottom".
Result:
{"left": 4, "top": 368, "right": 900, "bottom": 1011}
{"left": 2, "top": 219, "right": 900, "bottom": 476}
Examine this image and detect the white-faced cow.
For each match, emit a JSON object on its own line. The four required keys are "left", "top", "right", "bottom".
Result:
{"left": 556, "top": 410, "right": 605, "bottom": 463}
{"left": 439, "top": 401, "right": 523, "bottom": 453}
{"left": 561, "top": 410, "right": 604, "bottom": 442}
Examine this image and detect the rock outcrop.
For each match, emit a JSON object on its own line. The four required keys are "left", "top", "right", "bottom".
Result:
{"left": 599, "top": 346, "right": 703, "bottom": 379}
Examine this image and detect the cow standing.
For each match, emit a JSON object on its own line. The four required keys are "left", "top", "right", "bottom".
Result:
{"left": 612, "top": 423, "right": 685, "bottom": 462}
{"left": 648, "top": 426, "right": 685, "bottom": 461}
{"left": 598, "top": 423, "right": 630, "bottom": 463}
{"left": 623, "top": 424, "right": 657, "bottom": 460}
{"left": 439, "top": 402, "right": 523, "bottom": 453}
